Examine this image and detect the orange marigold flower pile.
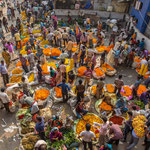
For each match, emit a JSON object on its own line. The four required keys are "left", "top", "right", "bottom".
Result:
{"left": 51, "top": 48, "right": 62, "bottom": 57}
{"left": 77, "top": 66, "right": 87, "bottom": 76}
{"left": 41, "top": 62, "right": 57, "bottom": 74}
{"left": 134, "top": 57, "right": 141, "bottom": 63}
{"left": 43, "top": 48, "right": 51, "bottom": 56}
{"left": 12, "top": 68, "right": 23, "bottom": 75}
{"left": 10, "top": 75, "right": 22, "bottom": 83}
{"left": 96, "top": 46, "right": 108, "bottom": 53}
{"left": 55, "top": 87, "right": 62, "bottom": 98}
{"left": 106, "top": 84, "right": 114, "bottom": 93}
{"left": 92, "top": 85, "right": 97, "bottom": 95}
{"left": 137, "top": 85, "right": 147, "bottom": 96}
{"left": 94, "top": 68, "right": 104, "bottom": 76}
{"left": 121, "top": 86, "right": 132, "bottom": 97}
{"left": 35, "top": 89, "right": 49, "bottom": 101}
{"left": 101, "top": 63, "right": 114, "bottom": 73}
{"left": 99, "top": 102, "right": 112, "bottom": 111}
{"left": 16, "top": 61, "right": 29, "bottom": 67}
{"left": 76, "top": 114, "right": 103, "bottom": 138}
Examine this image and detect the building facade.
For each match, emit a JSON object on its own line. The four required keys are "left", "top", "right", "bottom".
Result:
{"left": 54, "top": 0, "right": 130, "bottom": 13}
{"left": 131, "top": 0, "right": 150, "bottom": 34}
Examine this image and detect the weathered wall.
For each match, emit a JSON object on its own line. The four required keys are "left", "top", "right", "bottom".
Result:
{"left": 93, "top": 0, "right": 111, "bottom": 11}
{"left": 93, "top": 0, "right": 130, "bottom": 13}
{"left": 54, "top": 9, "right": 125, "bottom": 20}
{"left": 111, "top": 0, "right": 129, "bottom": 13}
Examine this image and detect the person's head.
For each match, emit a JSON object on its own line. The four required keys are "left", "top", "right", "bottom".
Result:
{"left": 102, "top": 117, "right": 107, "bottom": 123}
{"left": 132, "top": 105, "right": 137, "bottom": 111}
{"left": 128, "top": 111, "right": 133, "bottom": 118}
{"left": 87, "top": 66, "right": 90, "bottom": 70}
{"left": 3, "top": 48, "right": 6, "bottom": 51}
{"left": 1, "top": 60, "right": 4, "bottom": 65}
{"left": 147, "top": 122, "right": 150, "bottom": 128}
{"left": 120, "top": 97, "right": 124, "bottom": 103}
{"left": 64, "top": 29, "right": 66, "bottom": 33}
{"left": 61, "top": 60, "right": 64, "bottom": 64}
{"left": 100, "top": 78, "right": 104, "bottom": 81}
{"left": 146, "top": 57, "right": 149, "bottom": 62}
{"left": 109, "top": 121, "right": 113, "bottom": 126}
{"left": 27, "top": 50, "right": 31, "bottom": 55}
{"left": 52, "top": 127, "right": 59, "bottom": 134}
{"left": 38, "top": 60, "right": 41, "bottom": 64}
{"left": 103, "top": 145, "right": 111, "bottom": 150}
{"left": 1, "top": 88, "right": 5, "bottom": 92}
{"left": 38, "top": 144, "right": 47, "bottom": 150}
{"left": 147, "top": 90, "right": 150, "bottom": 94}
{"left": 83, "top": 32, "right": 85, "bottom": 36}
{"left": 86, "top": 123, "right": 91, "bottom": 131}
{"left": 50, "top": 67, "right": 53, "bottom": 71}
{"left": 118, "top": 74, "right": 122, "bottom": 79}
{"left": 36, "top": 116, "right": 42, "bottom": 123}
{"left": 57, "top": 67, "right": 60, "bottom": 71}
{"left": 62, "top": 79, "right": 66, "bottom": 83}
{"left": 79, "top": 100, "right": 84, "bottom": 106}
{"left": 82, "top": 46, "right": 85, "bottom": 50}
{"left": 21, "top": 76, "right": 25, "bottom": 82}
{"left": 70, "top": 70, "right": 73, "bottom": 74}
{"left": 142, "top": 38, "right": 145, "bottom": 42}
{"left": 79, "top": 79, "right": 83, "bottom": 85}
{"left": 93, "top": 53, "right": 96, "bottom": 56}
{"left": 137, "top": 75, "right": 141, "bottom": 80}
{"left": 19, "top": 54, "right": 22, "bottom": 58}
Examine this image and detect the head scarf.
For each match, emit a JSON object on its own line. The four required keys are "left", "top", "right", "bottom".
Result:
{"left": 51, "top": 127, "right": 58, "bottom": 133}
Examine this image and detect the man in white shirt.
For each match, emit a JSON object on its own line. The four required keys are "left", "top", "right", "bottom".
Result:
{"left": 34, "top": 140, "right": 47, "bottom": 150}
{"left": 78, "top": 123, "right": 96, "bottom": 150}
{"left": 47, "top": 31, "right": 54, "bottom": 46}
{"left": 0, "top": 60, "right": 9, "bottom": 86}
{"left": 27, "top": 51, "right": 35, "bottom": 71}
{"left": 0, "top": 88, "right": 10, "bottom": 112}
{"left": 62, "top": 30, "right": 68, "bottom": 47}
{"left": 141, "top": 58, "right": 148, "bottom": 66}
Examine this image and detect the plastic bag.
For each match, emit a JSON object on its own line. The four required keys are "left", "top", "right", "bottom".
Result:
{"left": 107, "top": 49, "right": 114, "bottom": 65}
{"left": 114, "top": 108, "right": 122, "bottom": 116}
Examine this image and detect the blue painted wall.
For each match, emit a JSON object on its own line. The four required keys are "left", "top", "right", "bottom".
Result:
{"left": 131, "top": 0, "right": 150, "bottom": 34}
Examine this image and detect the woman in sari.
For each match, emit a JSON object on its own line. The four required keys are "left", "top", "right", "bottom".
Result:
{"left": 97, "top": 23, "right": 102, "bottom": 35}
{"left": 50, "top": 67, "right": 57, "bottom": 87}
{"left": 55, "top": 67, "right": 62, "bottom": 85}
{"left": 50, "top": 127, "right": 63, "bottom": 142}
{"left": 2, "top": 48, "right": 11, "bottom": 68}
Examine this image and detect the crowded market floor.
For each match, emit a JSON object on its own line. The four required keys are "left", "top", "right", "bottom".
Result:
{"left": 0, "top": 0, "right": 150, "bottom": 150}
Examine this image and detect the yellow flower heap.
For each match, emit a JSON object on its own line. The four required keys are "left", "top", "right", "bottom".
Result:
{"left": 132, "top": 115, "right": 146, "bottom": 138}
{"left": 10, "top": 75, "right": 22, "bottom": 83}
{"left": 91, "top": 85, "right": 97, "bottom": 95}
{"left": 28, "top": 73, "right": 34, "bottom": 82}
{"left": 12, "top": 68, "right": 23, "bottom": 75}
{"left": 76, "top": 114, "right": 103, "bottom": 138}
